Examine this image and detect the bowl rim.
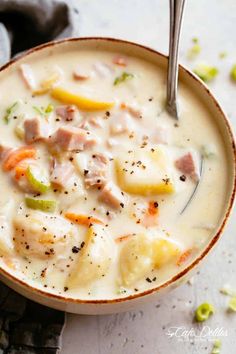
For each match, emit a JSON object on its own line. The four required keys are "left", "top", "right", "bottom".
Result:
{"left": 0, "top": 36, "right": 235, "bottom": 305}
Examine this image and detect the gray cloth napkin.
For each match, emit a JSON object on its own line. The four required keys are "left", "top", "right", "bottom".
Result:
{"left": 0, "top": 0, "right": 80, "bottom": 66}
{"left": 0, "top": 0, "right": 80, "bottom": 353}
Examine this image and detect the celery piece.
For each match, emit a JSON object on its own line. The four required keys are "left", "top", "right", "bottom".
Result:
{"left": 25, "top": 197, "right": 56, "bottom": 213}
{"left": 194, "top": 64, "right": 218, "bottom": 82}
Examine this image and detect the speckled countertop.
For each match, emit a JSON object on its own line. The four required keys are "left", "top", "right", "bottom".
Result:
{"left": 62, "top": 1, "right": 236, "bottom": 353}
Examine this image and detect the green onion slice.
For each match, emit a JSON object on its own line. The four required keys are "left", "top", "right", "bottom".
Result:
{"left": 195, "top": 302, "right": 215, "bottom": 322}
{"left": 25, "top": 197, "right": 56, "bottom": 213}
{"left": 26, "top": 166, "right": 50, "bottom": 194}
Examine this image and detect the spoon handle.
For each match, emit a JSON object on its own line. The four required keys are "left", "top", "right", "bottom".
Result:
{"left": 166, "top": 0, "right": 185, "bottom": 119}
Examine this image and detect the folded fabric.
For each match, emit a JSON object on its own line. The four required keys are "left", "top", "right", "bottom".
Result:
{"left": 0, "top": 1, "right": 80, "bottom": 353}
{"left": 0, "top": 0, "right": 80, "bottom": 66}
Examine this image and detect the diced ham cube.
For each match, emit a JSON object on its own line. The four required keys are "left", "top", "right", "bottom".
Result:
{"left": 0, "top": 145, "right": 12, "bottom": 161}
{"left": 50, "top": 126, "right": 97, "bottom": 151}
{"left": 24, "top": 118, "right": 50, "bottom": 144}
{"left": 84, "top": 153, "right": 109, "bottom": 188}
{"left": 73, "top": 68, "right": 90, "bottom": 80}
{"left": 19, "top": 64, "right": 36, "bottom": 90}
{"left": 112, "top": 55, "right": 127, "bottom": 67}
{"left": 50, "top": 159, "right": 74, "bottom": 188}
{"left": 175, "top": 153, "right": 198, "bottom": 180}
{"left": 99, "top": 182, "right": 125, "bottom": 209}
{"left": 56, "top": 105, "right": 77, "bottom": 122}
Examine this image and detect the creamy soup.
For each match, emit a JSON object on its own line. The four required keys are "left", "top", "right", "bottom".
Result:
{"left": 0, "top": 45, "right": 229, "bottom": 300}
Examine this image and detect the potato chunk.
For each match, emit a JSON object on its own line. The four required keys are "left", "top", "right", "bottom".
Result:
{"left": 120, "top": 234, "right": 154, "bottom": 286}
{"left": 66, "top": 225, "right": 115, "bottom": 288}
{"left": 13, "top": 211, "right": 76, "bottom": 259}
{"left": 116, "top": 146, "right": 175, "bottom": 195}
{"left": 120, "top": 233, "right": 181, "bottom": 287}
{"left": 152, "top": 238, "right": 181, "bottom": 267}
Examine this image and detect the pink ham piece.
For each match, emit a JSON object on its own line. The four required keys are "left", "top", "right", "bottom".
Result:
{"left": 0, "top": 145, "right": 12, "bottom": 161}
{"left": 175, "top": 153, "right": 198, "bottom": 180}
{"left": 50, "top": 126, "right": 97, "bottom": 151}
{"left": 24, "top": 118, "right": 50, "bottom": 144}
{"left": 99, "top": 182, "right": 125, "bottom": 209}
{"left": 112, "top": 55, "right": 127, "bottom": 67}
{"left": 55, "top": 105, "right": 77, "bottom": 122}
{"left": 50, "top": 159, "right": 74, "bottom": 188}
{"left": 19, "top": 64, "right": 36, "bottom": 90}
{"left": 84, "top": 153, "right": 108, "bottom": 188}
{"left": 73, "top": 68, "right": 90, "bottom": 80}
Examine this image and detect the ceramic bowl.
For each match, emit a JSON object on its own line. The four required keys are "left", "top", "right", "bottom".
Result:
{"left": 0, "top": 37, "right": 235, "bottom": 314}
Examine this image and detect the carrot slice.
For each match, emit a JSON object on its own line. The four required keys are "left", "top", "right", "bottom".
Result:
{"left": 15, "top": 165, "right": 27, "bottom": 180}
{"left": 65, "top": 212, "right": 104, "bottom": 226}
{"left": 176, "top": 249, "right": 192, "bottom": 266}
{"left": 3, "top": 147, "right": 36, "bottom": 171}
{"left": 147, "top": 201, "right": 159, "bottom": 216}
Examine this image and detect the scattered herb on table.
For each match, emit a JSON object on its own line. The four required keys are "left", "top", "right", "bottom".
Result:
{"left": 228, "top": 296, "right": 236, "bottom": 312}
{"left": 219, "top": 51, "right": 227, "bottom": 59}
{"left": 194, "top": 302, "right": 215, "bottom": 322}
{"left": 193, "top": 63, "right": 218, "bottom": 82}
{"left": 187, "top": 37, "right": 201, "bottom": 59}
{"left": 211, "top": 339, "right": 221, "bottom": 354}
{"left": 114, "top": 72, "right": 134, "bottom": 85}
{"left": 230, "top": 64, "right": 236, "bottom": 82}
{"left": 219, "top": 284, "right": 236, "bottom": 296}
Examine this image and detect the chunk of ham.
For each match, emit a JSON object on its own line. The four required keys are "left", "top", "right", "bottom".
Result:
{"left": 99, "top": 182, "right": 125, "bottom": 209}
{"left": 84, "top": 153, "right": 109, "bottom": 188}
{"left": 0, "top": 145, "right": 12, "bottom": 161}
{"left": 112, "top": 55, "right": 127, "bottom": 67}
{"left": 50, "top": 126, "right": 97, "bottom": 151}
{"left": 24, "top": 118, "right": 50, "bottom": 144}
{"left": 50, "top": 159, "right": 75, "bottom": 188}
{"left": 56, "top": 105, "right": 77, "bottom": 122}
{"left": 175, "top": 153, "right": 198, "bottom": 180}
{"left": 19, "top": 64, "right": 36, "bottom": 90}
{"left": 73, "top": 67, "right": 90, "bottom": 80}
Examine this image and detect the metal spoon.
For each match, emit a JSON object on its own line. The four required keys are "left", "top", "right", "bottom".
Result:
{"left": 166, "top": 0, "right": 185, "bottom": 119}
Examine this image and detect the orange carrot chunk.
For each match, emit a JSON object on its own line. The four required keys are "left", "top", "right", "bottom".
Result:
{"left": 3, "top": 146, "right": 36, "bottom": 171}
{"left": 176, "top": 249, "right": 192, "bottom": 266}
{"left": 65, "top": 212, "right": 104, "bottom": 226}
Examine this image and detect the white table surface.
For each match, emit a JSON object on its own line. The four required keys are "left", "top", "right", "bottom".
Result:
{"left": 62, "top": 1, "right": 236, "bottom": 353}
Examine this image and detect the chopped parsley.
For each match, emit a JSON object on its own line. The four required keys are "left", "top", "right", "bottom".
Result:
{"left": 4, "top": 101, "right": 18, "bottom": 124}
{"left": 114, "top": 72, "right": 134, "bottom": 86}
{"left": 33, "top": 103, "right": 54, "bottom": 116}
